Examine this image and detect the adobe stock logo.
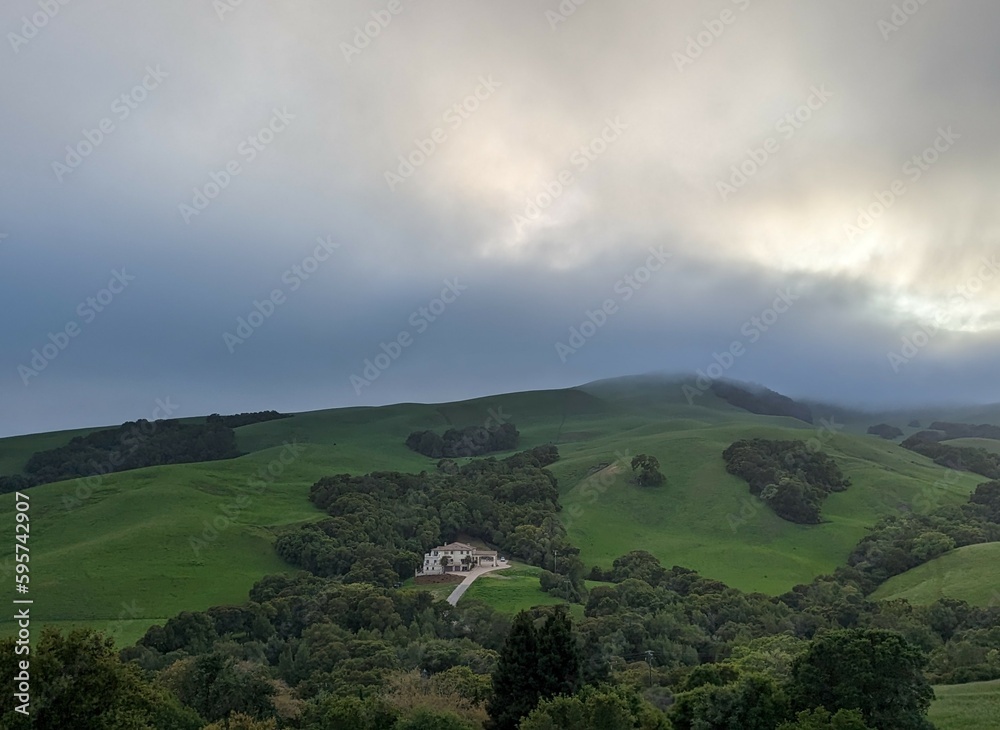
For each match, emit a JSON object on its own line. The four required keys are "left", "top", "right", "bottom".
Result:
{"left": 546, "top": 0, "right": 588, "bottom": 30}
{"left": 224, "top": 236, "right": 340, "bottom": 353}
{"left": 886, "top": 256, "right": 1000, "bottom": 373}
{"left": 555, "top": 246, "right": 671, "bottom": 363}
{"left": 672, "top": 0, "right": 752, "bottom": 71}
{"left": 384, "top": 76, "right": 502, "bottom": 191}
{"left": 340, "top": 0, "right": 406, "bottom": 63}
{"left": 18, "top": 269, "right": 136, "bottom": 385}
{"left": 716, "top": 85, "right": 833, "bottom": 202}
{"left": 350, "top": 278, "right": 467, "bottom": 394}
{"left": 7, "top": 0, "right": 75, "bottom": 54}
{"left": 878, "top": 0, "right": 932, "bottom": 40}
{"left": 845, "top": 127, "right": 959, "bottom": 242}
{"left": 52, "top": 66, "right": 169, "bottom": 183}
{"left": 178, "top": 108, "right": 295, "bottom": 224}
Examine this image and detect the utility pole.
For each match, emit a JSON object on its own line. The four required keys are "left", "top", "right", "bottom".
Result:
{"left": 553, "top": 549, "right": 559, "bottom": 573}
{"left": 644, "top": 650, "right": 654, "bottom": 687}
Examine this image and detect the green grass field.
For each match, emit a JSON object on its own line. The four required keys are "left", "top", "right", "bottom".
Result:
{"left": 930, "top": 680, "right": 1000, "bottom": 729}
{"left": 0, "top": 376, "right": 992, "bottom": 645}
{"left": 399, "top": 576, "right": 463, "bottom": 603}
{"left": 871, "top": 543, "right": 1000, "bottom": 606}
{"left": 458, "top": 565, "right": 588, "bottom": 619}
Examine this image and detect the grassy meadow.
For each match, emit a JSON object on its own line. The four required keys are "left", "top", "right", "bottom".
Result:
{"left": 930, "top": 680, "right": 1000, "bottom": 729}
{"left": 872, "top": 543, "right": 1000, "bottom": 606}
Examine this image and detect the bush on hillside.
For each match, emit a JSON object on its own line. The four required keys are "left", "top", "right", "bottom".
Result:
{"left": 867, "top": 423, "right": 903, "bottom": 439}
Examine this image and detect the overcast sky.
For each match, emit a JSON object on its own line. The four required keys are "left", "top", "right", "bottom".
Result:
{"left": 2, "top": 0, "right": 999, "bottom": 437}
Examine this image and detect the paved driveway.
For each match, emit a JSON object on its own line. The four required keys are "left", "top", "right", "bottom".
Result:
{"left": 446, "top": 563, "right": 508, "bottom": 606}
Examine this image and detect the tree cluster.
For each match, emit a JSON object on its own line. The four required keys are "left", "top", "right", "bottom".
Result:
{"left": 866, "top": 423, "right": 903, "bottom": 439}
{"left": 0, "top": 418, "right": 241, "bottom": 493}
{"left": 901, "top": 430, "right": 1000, "bottom": 479}
{"left": 210, "top": 411, "right": 292, "bottom": 429}
{"left": 275, "top": 446, "right": 586, "bottom": 591}
{"left": 405, "top": 423, "right": 520, "bottom": 459}
{"left": 722, "top": 439, "right": 851, "bottom": 523}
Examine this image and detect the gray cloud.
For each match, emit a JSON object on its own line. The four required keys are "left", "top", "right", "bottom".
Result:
{"left": 2, "top": 0, "right": 999, "bottom": 436}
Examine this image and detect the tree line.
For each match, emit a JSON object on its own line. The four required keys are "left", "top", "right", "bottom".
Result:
{"left": 902, "top": 429, "right": 1000, "bottom": 480}
{"left": 0, "top": 418, "right": 241, "bottom": 494}
{"left": 405, "top": 422, "right": 520, "bottom": 459}
{"left": 0, "top": 411, "right": 290, "bottom": 495}
{"left": 210, "top": 411, "right": 292, "bottom": 429}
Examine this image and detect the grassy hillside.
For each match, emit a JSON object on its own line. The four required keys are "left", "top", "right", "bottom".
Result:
{"left": 871, "top": 543, "right": 1000, "bottom": 606}
{"left": 0, "top": 389, "right": 610, "bottom": 645}
{"left": 558, "top": 380, "right": 985, "bottom": 594}
{"left": 0, "top": 376, "right": 991, "bottom": 644}
{"left": 942, "top": 437, "right": 1000, "bottom": 455}
{"left": 930, "top": 680, "right": 1000, "bottom": 730}
{"left": 0, "top": 426, "right": 101, "bottom": 475}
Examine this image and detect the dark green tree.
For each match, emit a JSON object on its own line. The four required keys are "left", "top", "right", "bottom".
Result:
{"left": 487, "top": 611, "right": 542, "bottom": 730}
{"left": 631, "top": 454, "right": 666, "bottom": 487}
{"left": 176, "top": 651, "right": 275, "bottom": 723}
{"left": 669, "top": 673, "right": 789, "bottom": 730}
{"left": 536, "top": 608, "right": 582, "bottom": 699}
{"left": 788, "top": 629, "right": 934, "bottom": 730}
{"left": 778, "top": 708, "right": 872, "bottom": 729}
{"left": 300, "top": 695, "right": 399, "bottom": 729}
{"left": 610, "top": 550, "right": 667, "bottom": 584}
{"left": 521, "top": 685, "right": 663, "bottom": 730}
{"left": 0, "top": 627, "right": 201, "bottom": 730}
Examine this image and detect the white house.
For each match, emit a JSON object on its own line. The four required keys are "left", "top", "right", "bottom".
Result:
{"left": 419, "top": 541, "right": 498, "bottom": 574}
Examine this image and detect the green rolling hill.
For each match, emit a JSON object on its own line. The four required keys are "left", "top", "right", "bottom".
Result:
{"left": 871, "top": 543, "right": 1000, "bottom": 607}
{"left": 0, "top": 375, "right": 993, "bottom": 645}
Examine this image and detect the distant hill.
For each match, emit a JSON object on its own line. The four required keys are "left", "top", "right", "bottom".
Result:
{"left": 709, "top": 380, "right": 814, "bottom": 423}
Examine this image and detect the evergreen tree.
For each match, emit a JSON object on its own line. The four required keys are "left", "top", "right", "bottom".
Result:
{"left": 487, "top": 611, "right": 542, "bottom": 730}
{"left": 536, "top": 608, "right": 581, "bottom": 700}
